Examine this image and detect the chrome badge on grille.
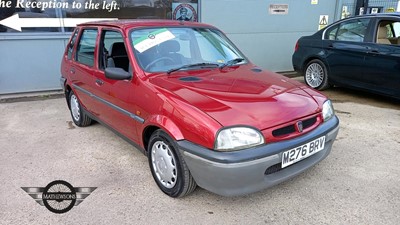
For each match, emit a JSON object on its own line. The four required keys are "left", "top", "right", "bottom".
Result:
{"left": 295, "top": 121, "right": 303, "bottom": 133}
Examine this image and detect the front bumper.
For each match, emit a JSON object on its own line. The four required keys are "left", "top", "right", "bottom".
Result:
{"left": 177, "top": 115, "right": 339, "bottom": 196}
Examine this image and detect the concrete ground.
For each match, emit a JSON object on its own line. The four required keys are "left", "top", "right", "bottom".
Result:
{"left": 1, "top": 81, "right": 399, "bottom": 225}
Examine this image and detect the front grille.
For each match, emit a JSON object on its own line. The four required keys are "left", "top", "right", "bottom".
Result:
{"left": 272, "top": 116, "right": 317, "bottom": 137}
{"left": 303, "top": 116, "right": 317, "bottom": 128}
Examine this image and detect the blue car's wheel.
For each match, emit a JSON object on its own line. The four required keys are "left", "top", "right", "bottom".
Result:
{"left": 304, "top": 59, "right": 330, "bottom": 90}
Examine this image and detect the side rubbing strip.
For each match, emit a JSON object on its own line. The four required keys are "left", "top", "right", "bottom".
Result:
{"left": 73, "top": 84, "right": 145, "bottom": 124}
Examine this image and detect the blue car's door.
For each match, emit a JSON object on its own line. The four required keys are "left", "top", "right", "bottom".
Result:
{"left": 324, "top": 41, "right": 369, "bottom": 84}
{"left": 363, "top": 19, "right": 400, "bottom": 98}
{"left": 324, "top": 18, "right": 373, "bottom": 86}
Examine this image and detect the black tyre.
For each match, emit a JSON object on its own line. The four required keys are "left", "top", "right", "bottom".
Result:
{"left": 304, "top": 59, "right": 330, "bottom": 90}
{"left": 148, "top": 130, "right": 197, "bottom": 197}
{"left": 69, "top": 90, "right": 92, "bottom": 127}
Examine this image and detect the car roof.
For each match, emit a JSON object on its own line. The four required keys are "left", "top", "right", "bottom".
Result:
{"left": 322, "top": 13, "right": 400, "bottom": 32}
{"left": 339, "top": 12, "right": 400, "bottom": 22}
{"left": 77, "top": 19, "right": 216, "bottom": 30}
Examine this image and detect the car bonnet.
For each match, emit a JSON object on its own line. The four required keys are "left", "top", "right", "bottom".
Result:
{"left": 149, "top": 64, "right": 321, "bottom": 130}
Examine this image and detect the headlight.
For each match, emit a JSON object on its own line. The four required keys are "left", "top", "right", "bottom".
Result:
{"left": 322, "top": 100, "right": 334, "bottom": 122}
{"left": 215, "top": 127, "right": 264, "bottom": 151}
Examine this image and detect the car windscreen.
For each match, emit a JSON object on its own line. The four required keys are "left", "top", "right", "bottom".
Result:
{"left": 130, "top": 27, "right": 246, "bottom": 73}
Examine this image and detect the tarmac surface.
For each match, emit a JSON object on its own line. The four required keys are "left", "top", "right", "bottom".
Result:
{"left": 1, "top": 79, "right": 399, "bottom": 225}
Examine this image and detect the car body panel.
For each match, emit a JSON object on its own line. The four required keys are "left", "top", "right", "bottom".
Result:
{"left": 149, "top": 64, "right": 320, "bottom": 130}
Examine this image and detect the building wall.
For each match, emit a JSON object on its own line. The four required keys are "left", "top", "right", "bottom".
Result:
{"left": 201, "top": 0, "right": 339, "bottom": 72}
{"left": 0, "top": 35, "right": 69, "bottom": 94}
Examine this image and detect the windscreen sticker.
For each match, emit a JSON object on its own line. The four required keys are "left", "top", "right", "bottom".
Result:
{"left": 133, "top": 28, "right": 175, "bottom": 53}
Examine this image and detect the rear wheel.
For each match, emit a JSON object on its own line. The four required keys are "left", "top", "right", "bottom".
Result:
{"left": 69, "top": 90, "right": 92, "bottom": 127}
{"left": 148, "top": 130, "right": 197, "bottom": 197}
{"left": 304, "top": 59, "right": 330, "bottom": 90}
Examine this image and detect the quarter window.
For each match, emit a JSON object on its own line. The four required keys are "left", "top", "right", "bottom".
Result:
{"left": 76, "top": 29, "right": 98, "bottom": 67}
{"left": 67, "top": 28, "right": 79, "bottom": 60}
{"left": 325, "top": 25, "right": 339, "bottom": 40}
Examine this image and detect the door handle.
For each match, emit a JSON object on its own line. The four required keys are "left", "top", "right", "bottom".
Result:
{"left": 95, "top": 79, "right": 104, "bottom": 86}
{"left": 70, "top": 68, "right": 75, "bottom": 74}
{"left": 367, "top": 50, "right": 379, "bottom": 54}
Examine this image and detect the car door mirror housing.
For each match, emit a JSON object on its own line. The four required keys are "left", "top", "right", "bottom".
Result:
{"left": 105, "top": 67, "right": 132, "bottom": 80}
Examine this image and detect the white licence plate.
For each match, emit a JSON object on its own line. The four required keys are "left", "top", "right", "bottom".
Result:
{"left": 281, "top": 136, "right": 326, "bottom": 168}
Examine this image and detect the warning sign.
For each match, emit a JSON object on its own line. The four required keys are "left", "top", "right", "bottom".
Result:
{"left": 318, "top": 15, "right": 328, "bottom": 30}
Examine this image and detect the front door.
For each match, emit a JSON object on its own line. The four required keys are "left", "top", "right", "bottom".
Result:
{"left": 91, "top": 29, "right": 140, "bottom": 142}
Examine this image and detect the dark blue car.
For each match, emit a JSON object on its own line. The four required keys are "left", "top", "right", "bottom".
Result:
{"left": 292, "top": 13, "right": 400, "bottom": 99}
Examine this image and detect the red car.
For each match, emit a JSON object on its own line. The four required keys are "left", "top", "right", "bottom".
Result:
{"left": 60, "top": 20, "right": 339, "bottom": 197}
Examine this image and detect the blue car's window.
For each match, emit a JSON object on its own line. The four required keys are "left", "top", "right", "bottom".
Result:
{"left": 376, "top": 21, "right": 400, "bottom": 45}
{"left": 393, "top": 22, "right": 400, "bottom": 37}
{"left": 326, "top": 25, "right": 339, "bottom": 40}
{"left": 335, "top": 19, "right": 370, "bottom": 42}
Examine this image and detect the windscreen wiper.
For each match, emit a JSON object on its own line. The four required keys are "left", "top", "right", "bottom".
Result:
{"left": 219, "top": 58, "right": 245, "bottom": 69}
{"left": 167, "top": 63, "right": 219, "bottom": 74}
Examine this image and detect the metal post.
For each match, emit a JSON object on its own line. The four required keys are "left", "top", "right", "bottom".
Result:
{"left": 397, "top": 0, "right": 400, "bottom": 12}
{"left": 355, "top": 0, "right": 369, "bottom": 15}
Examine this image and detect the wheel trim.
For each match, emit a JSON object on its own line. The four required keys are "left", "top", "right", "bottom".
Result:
{"left": 305, "top": 63, "right": 324, "bottom": 88}
{"left": 151, "top": 141, "right": 177, "bottom": 189}
{"left": 70, "top": 95, "right": 81, "bottom": 122}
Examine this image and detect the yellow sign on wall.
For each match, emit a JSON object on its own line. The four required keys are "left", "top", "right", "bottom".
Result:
{"left": 318, "top": 15, "right": 328, "bottom": 30}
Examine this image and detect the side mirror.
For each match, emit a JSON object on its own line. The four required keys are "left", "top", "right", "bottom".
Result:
{"left": 105, "top": 67, "right": 132, "bottom": 80}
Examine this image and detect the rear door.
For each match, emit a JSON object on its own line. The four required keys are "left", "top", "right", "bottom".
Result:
{"left": 363, "top": 17, "right": 400, "bottom": 97}
{"left": 70, "top": 28, "right": 101, "bottom": 113}
{"left": 323, "top": 18, "right": 372, "bottom": 86}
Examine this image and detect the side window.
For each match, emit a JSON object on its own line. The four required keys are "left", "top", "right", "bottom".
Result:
{"left": 336, "top": 19, "right": 370, "bottom": 42}
{"left": 393, "top": 22, "right": 400, "bottom": 38}
{"left": 100, "top": 30, "right": 130, "bottom": 72}
{"left": 377, "top": 20, "right": 400, "bottom": 45}
{"left": 325, "top": 25, "right": 338, "bottom": 40}
{"left": 76, "top": 29, "right": 98, "bottom": 67}
{"left": 67, "top": 28, "right": 79, "bottom": 60}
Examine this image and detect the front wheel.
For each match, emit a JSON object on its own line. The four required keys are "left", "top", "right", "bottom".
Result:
{"left": 148, "top": 130, "right": 197, "bottom": 197}
{"left": 304, "top": 59, "right": 330, "bottom": 90}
